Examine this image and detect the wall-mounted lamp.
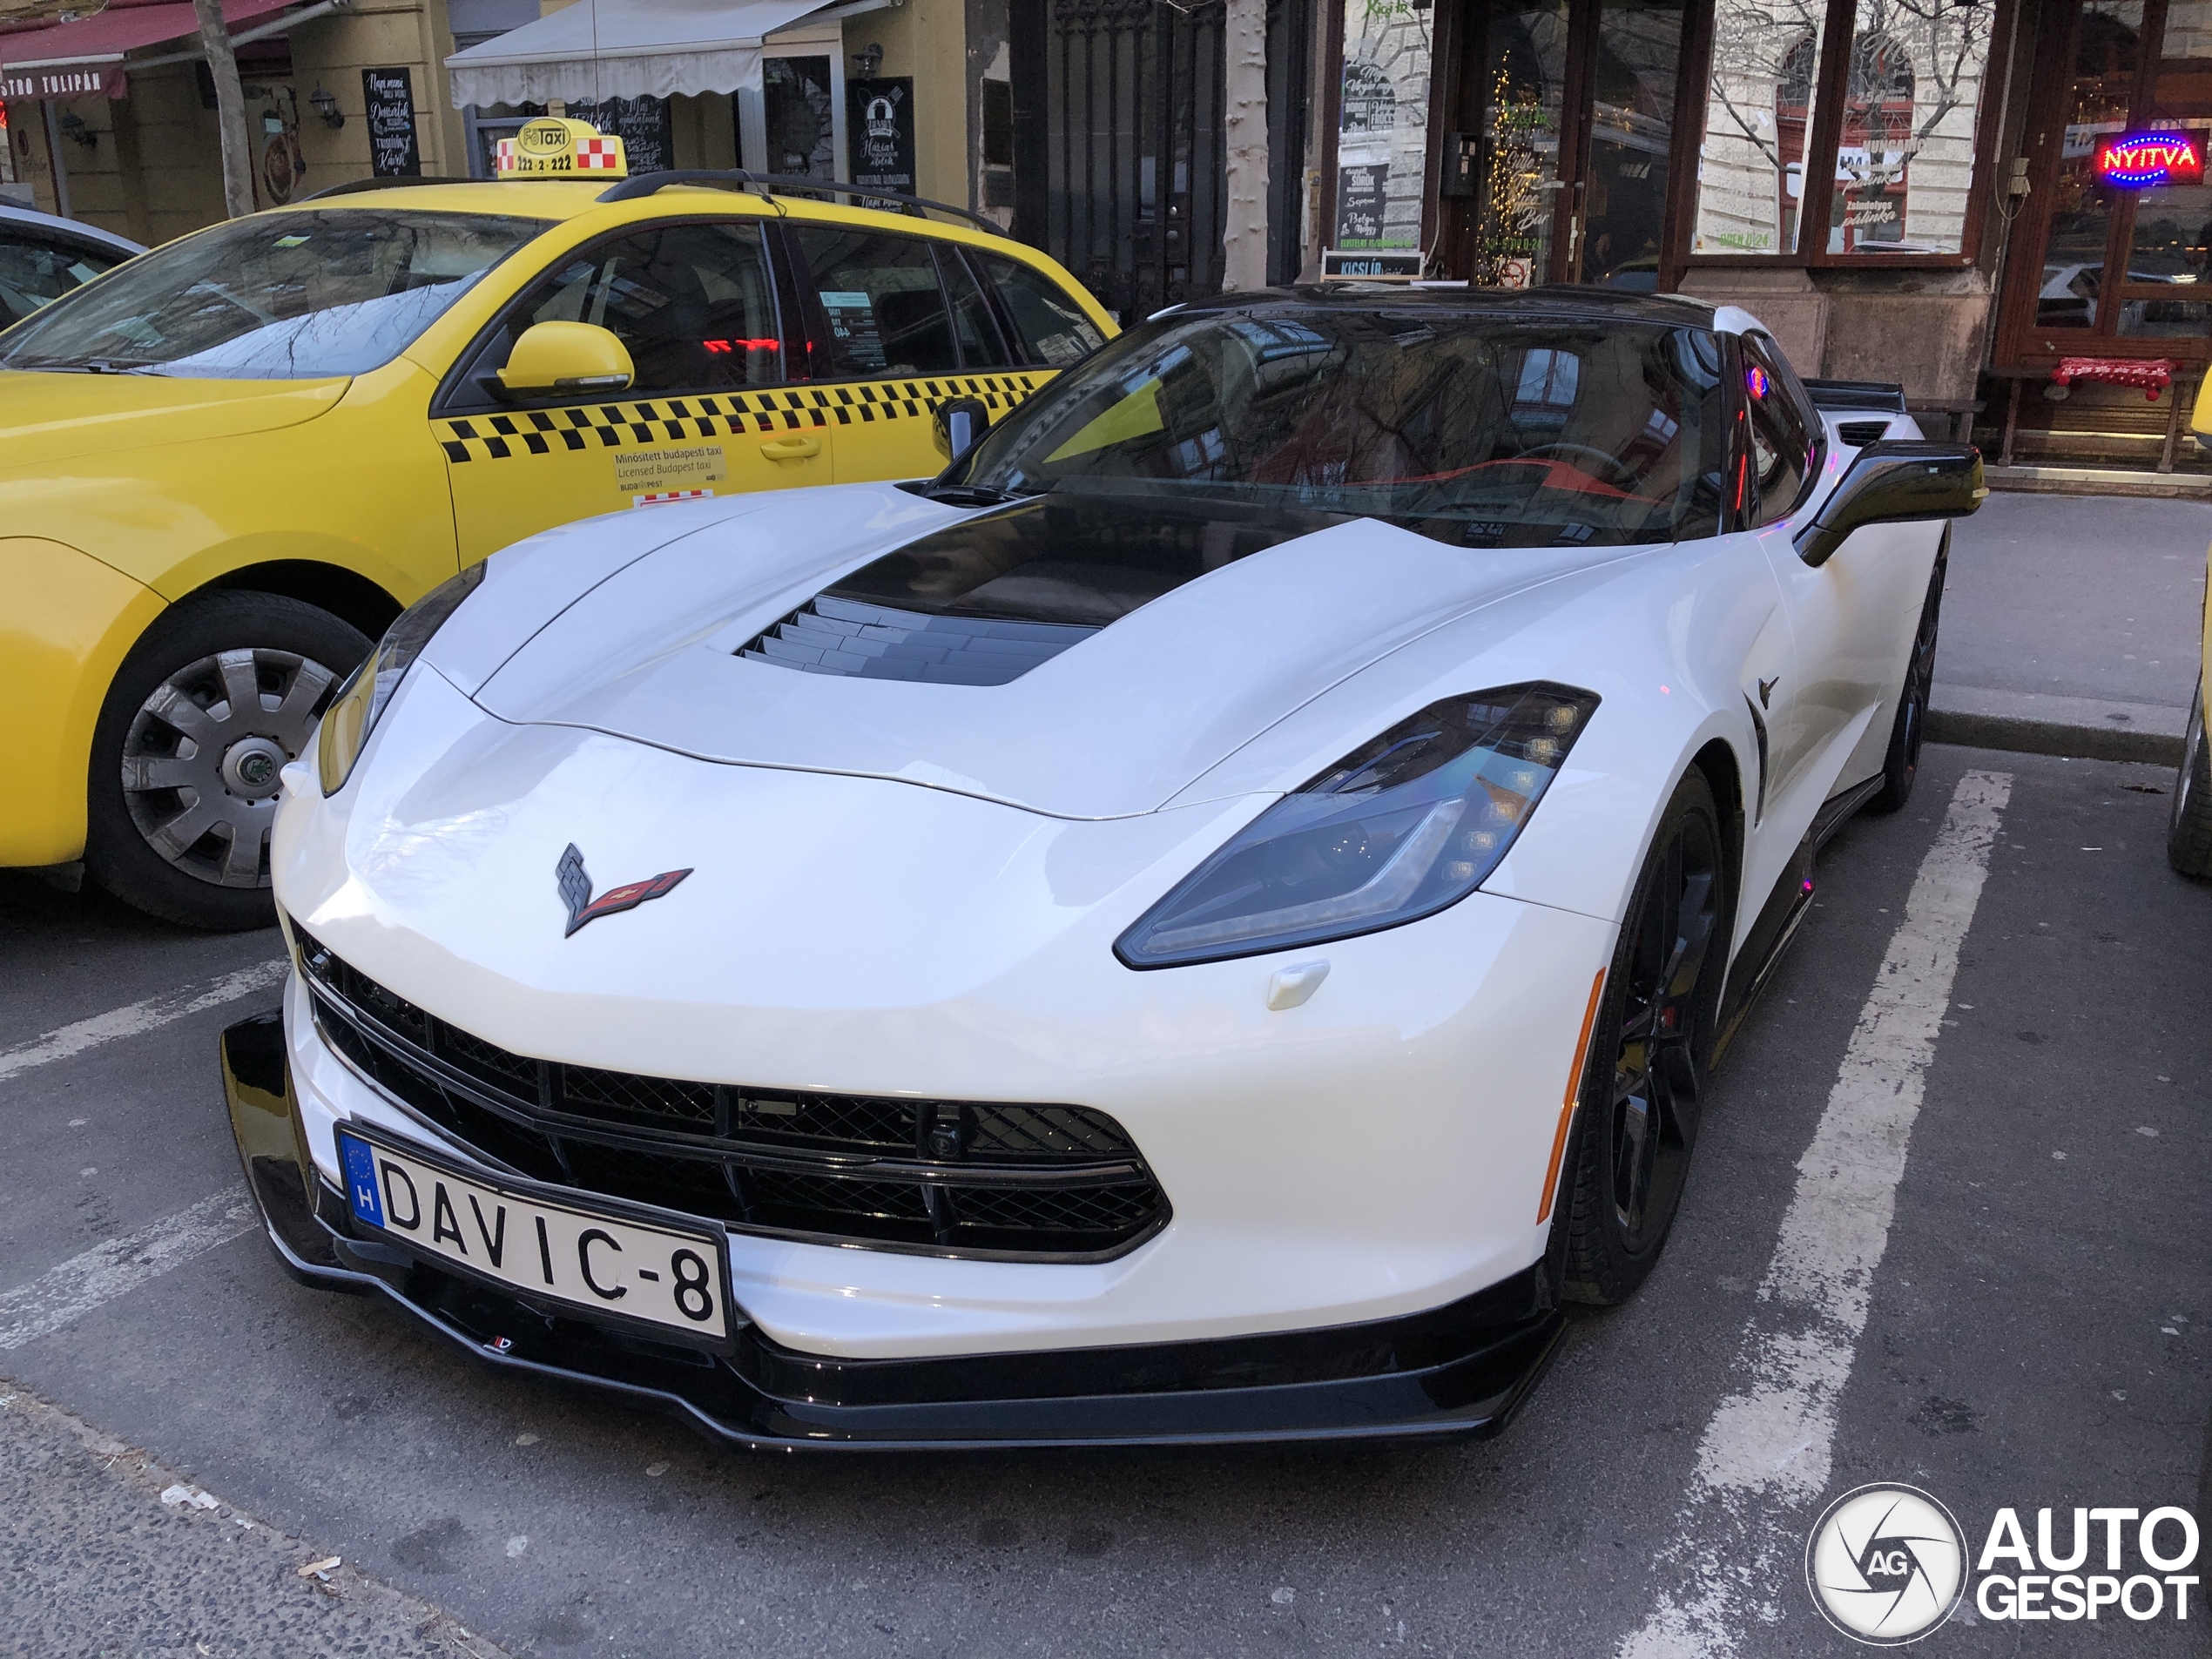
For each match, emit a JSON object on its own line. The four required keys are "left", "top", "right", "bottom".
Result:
{"left": 307, "top": 83, "right": 345, "bottom": 128}
{"left": 851, "top": 41, "right": 883, "bottom": 78}
{"left": 57, "top": 110, "right": 97, "bottom": 150}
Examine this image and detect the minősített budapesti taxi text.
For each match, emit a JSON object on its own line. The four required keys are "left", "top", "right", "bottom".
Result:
{"left": 0, "top": 117, "right": 1112, "bottom": 928}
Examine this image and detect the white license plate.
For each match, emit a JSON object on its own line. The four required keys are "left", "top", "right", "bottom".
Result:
{"left": 334, "top": 1123, "right": 734, "bottom": 1346}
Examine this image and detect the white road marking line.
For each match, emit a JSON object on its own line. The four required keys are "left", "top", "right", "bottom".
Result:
{"left": 1619, "top": 768, "right": 2013, "bottom": 1658}
{"left": 0, "top": 959, "right": 287, "bottom": 1083}
{"left": 0, "top": 1188, "right": 259, "bottom": 1352}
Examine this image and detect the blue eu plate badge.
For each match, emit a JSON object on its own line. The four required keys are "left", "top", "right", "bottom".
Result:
{"left": 337, "top": 1129, "right": 385, "bottom": 1228}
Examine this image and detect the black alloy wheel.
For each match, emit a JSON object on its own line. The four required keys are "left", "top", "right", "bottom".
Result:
{"left": 1867, "top": 529, "right": 1948, "bottom": 814}
{"left": 1560, "top": 767, "right": 1730, "bottom": 1305}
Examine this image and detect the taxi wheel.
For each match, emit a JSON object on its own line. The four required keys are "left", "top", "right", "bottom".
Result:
{"left": 2168, "top": 678, "right": 2212, "bottom": 878}
{"left": 86, "top": 592, "right": 369, "bottom": 932}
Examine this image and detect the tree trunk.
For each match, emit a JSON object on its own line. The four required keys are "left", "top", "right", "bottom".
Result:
{"left": 1220, "top": 0, "right": 1269, "bottom": 292}
{"left": 192, "top": 0, "right": 255, "bottom": 219}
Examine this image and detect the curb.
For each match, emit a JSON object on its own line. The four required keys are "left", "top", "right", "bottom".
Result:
{"left": 1926, "top": 710, "right": 2182, "bottom": 765}
{"left": 1984, "top": 464, "right": 2212, "bottom": 500}
{"left": 1927, "top": 683, "right": 2187, "bottom": 767}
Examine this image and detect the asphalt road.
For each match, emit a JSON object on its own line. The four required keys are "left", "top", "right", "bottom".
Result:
{"left": 1942, "top": 492, "right": 2209, "bottom": 711}
{"left": 3, "top": 743, "right": 2208, "bottom": 1657}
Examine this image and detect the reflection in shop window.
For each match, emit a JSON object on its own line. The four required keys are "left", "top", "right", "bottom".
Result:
{"left": 1693, "top": 0, "right": 1994, "bottom": 259}
{"left": 1581, "top": 0, "right": 1688, "bottom": 288}
{"left": 2114, "top": 127, "right": 2212, "bottom": 335}
{"left": 2041, "top": 1, "right": 2141, "bottom": 327}
{"left": 1696, "top": 0, "right": 1829, "bottom": 253}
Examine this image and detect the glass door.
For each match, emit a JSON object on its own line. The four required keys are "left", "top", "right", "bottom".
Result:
{"left": 1575, "top": 0, "right": 1688, "bottom": 286}
{"left": 1456, "top": 0, "right": 1685, "bottom": 287}
{"left": 2002, "top": 0, "right": 2212, "bottom": 358}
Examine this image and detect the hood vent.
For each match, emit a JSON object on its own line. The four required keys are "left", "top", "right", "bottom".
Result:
{"left": 740, "top": 594, "right": 1099, "bottom": 686}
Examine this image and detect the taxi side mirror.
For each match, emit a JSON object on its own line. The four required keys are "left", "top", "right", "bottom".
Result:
{"left": 1795, "top": 441, "right": 1986, "bottom": 568}
{"left": 496, "top": 321, "right": 633, "bottom": 396}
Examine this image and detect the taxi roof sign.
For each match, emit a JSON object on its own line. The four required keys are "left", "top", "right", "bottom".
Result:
{"left": 495, "top": 117, "right": 627, "bottom": 179}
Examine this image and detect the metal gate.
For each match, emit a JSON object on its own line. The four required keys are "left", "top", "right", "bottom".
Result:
{"left": 1015, "top": 0, "right": 1308, "bottom": 325}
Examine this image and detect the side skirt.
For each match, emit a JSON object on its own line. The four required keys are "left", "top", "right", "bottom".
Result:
{"left": 1709, "top": 772, "right": 1885, "bottom": 1065}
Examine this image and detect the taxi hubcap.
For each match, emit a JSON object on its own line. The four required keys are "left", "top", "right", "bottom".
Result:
{"left": 120, "top": 647, "right": 335, "bottom": 888}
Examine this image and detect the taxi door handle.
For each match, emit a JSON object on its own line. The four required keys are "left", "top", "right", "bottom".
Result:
{"left": 759, "top": 435, "right": 822, "bottom": 462}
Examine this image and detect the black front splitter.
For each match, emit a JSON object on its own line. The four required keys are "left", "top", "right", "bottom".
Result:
{"left": 224, "top": 1010, "right": 1568, "bottom": 1452}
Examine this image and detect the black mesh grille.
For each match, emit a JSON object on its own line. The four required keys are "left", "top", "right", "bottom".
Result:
{"left": 295, "top": 930, "right": 1166, "bottom": 1260}
{"left": 738, "top": 594, "right": 1098, "bottom": 686}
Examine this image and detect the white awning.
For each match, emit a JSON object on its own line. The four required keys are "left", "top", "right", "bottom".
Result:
{"left": 445, "top": 0, "right": 853, "bottom": 107}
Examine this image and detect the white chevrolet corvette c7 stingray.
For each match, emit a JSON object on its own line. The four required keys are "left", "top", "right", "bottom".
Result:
{"left": 221, "top": 287, "right": 1984, "bottom": 1449}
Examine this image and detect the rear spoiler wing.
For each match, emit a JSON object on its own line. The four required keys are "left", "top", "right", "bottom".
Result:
{"left": 1803, "top": 378, "right": 1909, "bottom": 414}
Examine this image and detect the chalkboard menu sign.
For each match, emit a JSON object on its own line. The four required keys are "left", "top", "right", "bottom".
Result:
{"left": 846, "top": 77, "right": 915, "bottom": 193}
{"left": 569, "top": 97, "right": 672, "bottom": 176}
{"left": 362, "top": 66, "right": 421, "bottom": 178}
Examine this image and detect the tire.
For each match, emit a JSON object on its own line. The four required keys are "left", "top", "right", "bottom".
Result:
{"left": 1865, "top": 527, "right": 1948, "bottom": 815}
{"left": 84, "top": 592, "right": 369, "bottom": 931}
{"left": 1560, "top": 766, "right": 1732, "bottom": 1306}
{"left": 2169, "top": 678, "right": 2212, "bottom": 878}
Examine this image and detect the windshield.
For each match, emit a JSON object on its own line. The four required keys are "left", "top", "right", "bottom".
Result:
{"left": 0, "top": 209, "right": 549, "bottom": 379}
{"left": 954, "top": 307, "right": 1730, "bottom": 546}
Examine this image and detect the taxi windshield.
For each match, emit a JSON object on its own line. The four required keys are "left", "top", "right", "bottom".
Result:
{"left": 952, "top": 307, "right": 1730, "bottom": 547}
{"left": 0, "top": 209, "right": 549, "bottom": 380}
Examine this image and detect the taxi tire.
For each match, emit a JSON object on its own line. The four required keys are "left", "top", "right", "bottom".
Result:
{"left": 86, "top": 592, "right": 370, "bottom": 932}
{"left": 2168, "top": 678, "right": 2212, "bottom": 878}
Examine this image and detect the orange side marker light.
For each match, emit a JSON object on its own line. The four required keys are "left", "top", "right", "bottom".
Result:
{"left": 1537, "top": 968, "right": 1608, "bottom": 1224}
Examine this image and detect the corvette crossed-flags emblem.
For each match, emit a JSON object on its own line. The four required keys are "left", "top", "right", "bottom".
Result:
{"left": 556, "top": 843, "right": 691, "bottom": 936}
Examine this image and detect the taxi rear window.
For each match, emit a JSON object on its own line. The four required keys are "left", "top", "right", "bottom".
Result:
{"left": 0, "top": 209, "right": 549, "bottom": 380}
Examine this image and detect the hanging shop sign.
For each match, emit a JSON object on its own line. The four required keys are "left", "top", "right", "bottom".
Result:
{"left": 0, "top": 64, "right": 125, "bottom": 101}
{"left": 847, "top": 77, "right": 914, "bottom": 193}
{"left": 2094, "top": 131, "right": 2203, "bottom": 187}
{"left": 362, "top": 66, "right": 421, "bottom": 178}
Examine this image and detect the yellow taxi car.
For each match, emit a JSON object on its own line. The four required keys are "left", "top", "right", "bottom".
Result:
{"left": 0, "top": 120, "right": 1113, "bottom": 928}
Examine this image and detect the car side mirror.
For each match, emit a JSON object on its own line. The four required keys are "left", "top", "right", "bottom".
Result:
{"left": 934, "top": 395, "right": 991, "bottom": 461}
{"left": 1795, "top": 441, "right": 1986, "bottom": 568}
{"left": 496, "top": 321, "right": 634, "bottom": 396}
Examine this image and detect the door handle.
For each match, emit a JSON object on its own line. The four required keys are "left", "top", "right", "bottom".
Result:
{"left": 759, "top": 435, "right": 822, "bottom": 462}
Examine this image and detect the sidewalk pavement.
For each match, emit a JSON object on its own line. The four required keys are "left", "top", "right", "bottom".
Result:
{"left": 1930, "top": 489, "right": 2208, "bottom": 767}
{"left": 1, "top": 1380, "right": 512, "bottom": 1658}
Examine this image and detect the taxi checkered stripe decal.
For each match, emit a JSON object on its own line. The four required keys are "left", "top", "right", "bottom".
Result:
{"left": 436, "top": 374, "right": 1044, "bottom": 462}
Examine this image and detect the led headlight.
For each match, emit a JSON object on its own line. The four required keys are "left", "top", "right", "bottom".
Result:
{"left": 1116, "top": 682, "right": 1600, "bottom": 968}
{"left": 317, "top": 562, "right": 486, "bottom": 795}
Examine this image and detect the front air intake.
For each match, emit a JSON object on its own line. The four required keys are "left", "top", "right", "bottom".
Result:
{"left": 739, "top": 594, "right": 1097, "bottom": 686}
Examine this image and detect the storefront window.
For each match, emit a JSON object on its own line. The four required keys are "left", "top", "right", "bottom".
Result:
{"left": 1831, "top": 0, "right": 1998, "bottom": 255}
{"left": 1335, "top": 0, "right": 1434, "bottom": 254}
{"left": 1695, "top": 0, "right": 1830, "bottom": 253}
{"left": 1581, "top": 0, "right": 1686, "bottom": 287}
{"left": 2039, "top": 0, "right": 2138, "bottom": 325}
{"left": 1693, "top": 0, "right": 1997, "bottom": 260}
{"left": 2114, "top": 122, "right": 2212, "bottom": 334}
{"left": 1474, "top": 2, "right": 1568, "bottom": 285}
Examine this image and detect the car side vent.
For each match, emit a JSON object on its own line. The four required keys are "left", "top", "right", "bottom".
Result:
{"left": 739, "top": 594, "right": 1099, "bottom": 686}
{"left": 1835, "top": 419, "right": 1892, "bottom": 447}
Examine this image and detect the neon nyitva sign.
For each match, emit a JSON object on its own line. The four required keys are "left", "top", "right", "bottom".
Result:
{"left": 2094, "top": 132, "right": 2205, "bottom": 187}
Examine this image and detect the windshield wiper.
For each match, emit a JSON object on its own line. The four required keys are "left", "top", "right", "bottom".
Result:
{"left": 17, "top": 356, "right": 165, "bottom": 374}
